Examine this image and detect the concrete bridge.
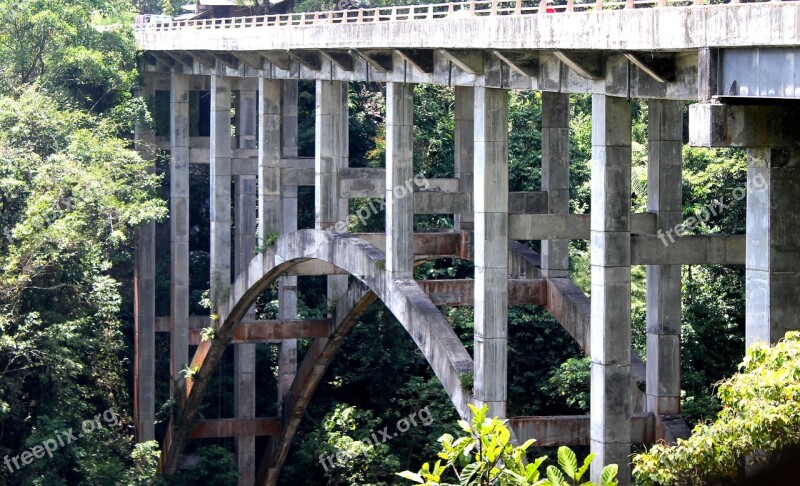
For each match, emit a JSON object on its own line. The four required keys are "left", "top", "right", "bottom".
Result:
{"left": 133, "top": 1, "right": 800, "bottom": 484}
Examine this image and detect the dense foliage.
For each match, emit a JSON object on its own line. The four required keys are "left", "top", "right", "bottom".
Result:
{"left": 633, "top": 332, "right": 800, "bottom": 485}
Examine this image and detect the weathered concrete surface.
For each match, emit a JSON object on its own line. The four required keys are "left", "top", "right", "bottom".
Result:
{"left": 235, "top": 79, "right": 259, "bottom": 486}
{"left": 190, "top": 418, "right": 280, "bottom": 439}
{"left": 473, "top": 86, "right": 509, "bottom": 419}
{"left": 134, "top": 81, "right": 156, "bottom": 443}
{"left": 646, "top": 100, "right": 685, "bottom": 441}
{"left": 541, "top": 92, "right": 570, "bottom": 278}
{"left": 509, "top": 212, "right": 656, "bottom": 240}
{"left": 455, "top": 86, "right": 475, "bottom": 230}
{"left": 418, "top": 279, "right": 546, "bottom": 307}
{"left": 746, "top": 147, "right": 800, "bottom": 346}
{"left": 511, "top": 414, "right": 655, "bottom": 448}
{"left": 590, "top": 94, "right": 632, "bottom": 485}
{"left": 690, "top": 103, "right": 800, "bottom": 148}
{"left": 170, "top": 74, "right": 190, "bottom": 398}
{"left": 210, "top": 74, "right": 232, "bottom": 302}
{"left": 386, "top": 82, "right": 414, "bottom": 277}
{"left": 137, "top": 5, "right": 800, "bottom": 53}
{"left": 632, "top": 234, "right": 745, "bottom": 266}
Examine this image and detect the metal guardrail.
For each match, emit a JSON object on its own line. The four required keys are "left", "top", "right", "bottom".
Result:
{"left": 133, "top": 0, "right": 785, "bottom": 33}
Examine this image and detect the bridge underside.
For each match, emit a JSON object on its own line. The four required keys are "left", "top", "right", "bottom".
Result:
{"left": 133, "top": 3, "right": 800, "bottom": 486}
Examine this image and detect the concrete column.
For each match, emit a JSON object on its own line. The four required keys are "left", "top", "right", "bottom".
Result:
{"left": 541, "top": 92, "right": 570, "bottom": 277}
{"left": 329, "top": 82, "right": 350, "bottom": 310}
{"left": 235, "top": 78, "right": 258, "bottom": 486}
{"left": 386, "top": 82, "right": 414, "bottom": 277}
{"left": 454, "top": 86, "right": 474, "bottom": 231}
{"left": 315, "top": 80, "right": 344, "bottom": 231}
{"left": 210, "top": 74, "right": 232, "bottom": 304}
{"left": 646, "top": 100, "right": 683, "bottom": 418}
{"left": 258, "top": 79, "right": 283, "bottom": 245}
{"left": 134, "top": 80, "right": 156, "bottom": 443}
{"left": 170, "top": 74, "right": 190, "bottom": 398}
{"left": 590, "top": 94, "right": 632, "bottom": 484}
{"left": 278, "top": 80, "right": 298, "bottom": 407}
{"left": 473, "top": 87, "right": 508, "bottom": 419}
{"left": 746, "top": 147, "right": 800, "bottom": 346}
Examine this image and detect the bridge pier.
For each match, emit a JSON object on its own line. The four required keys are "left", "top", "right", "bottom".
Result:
{"left": 134, "top": 80, "right": 156, "bottom": 443}
{"left": 278, "top": 81, "right": 299, "bottom": 409}
{"left": 541, "top": 92, "right": 570, "bottom": 278}
{"left": 235, "top": 77, "right": 258, "bottom": 486}
{"left": 473, "top": 87, "right": 509, "bottom": 419}
{"left": 645, "top": 100, "right": 684, "bottom": 435}
{"left": 590, "top": 94, "right": 632, "bottom": 485}
{"left": 386, "top": 82, "right": 415, "bottom": 277}
{"left": 170, "top": 73, "right": 190, "bottom": 401}
{"left": 454, "top": 86, "right": 474, "bottom": 232}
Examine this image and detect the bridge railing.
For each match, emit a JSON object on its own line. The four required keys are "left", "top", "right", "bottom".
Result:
{"left": 133, "top": 0, "right": 782, "bottom": 33}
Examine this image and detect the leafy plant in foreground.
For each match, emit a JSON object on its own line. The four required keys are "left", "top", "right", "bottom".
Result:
{"left": 398, "top": 404, "right": 618, "bottom": 486}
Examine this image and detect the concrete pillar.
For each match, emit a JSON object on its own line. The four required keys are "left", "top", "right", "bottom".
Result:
{"left": 134, "top": 80, "right": 156, "bottom": 443}
{"left": 646, "top": 100, "right": 683, "bottom": 418}
{"left": 235, "top": 78, "right": 258, "bottom": 486}
{"left": 315, "top": 80, "right": 345, "bottom": 231}
{"left": 278, "top": 81, "right": 298, "bottom": 407}
{"left": 210, "top": 74, "right": 232, "bottom": 303}
{"left": 541, "top": 92, "right": 570, "bottom": 277}
{"left": 590, "top": 94, "right": 632, "bottom": 484}
{"left": 328, "top": 82, "right": 350, "bottom": 310}
{"left": 746, "top": 147, "right": 800, "bottom": 346}
{"left": 386, "top": 82, "right": 414, "bottom": 277}
{"left": 454, "top": 86, "right": 474, "bottom": 231}
{"left": 473, "top": 87, "right": 508, "bottom": 419}
{"left": 170, "top": 74, "right": 190, "bottom": 398}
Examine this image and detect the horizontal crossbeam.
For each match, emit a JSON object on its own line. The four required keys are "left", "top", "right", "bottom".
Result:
{"left": 190, "top": 418, "right": 280, "bottom": 438}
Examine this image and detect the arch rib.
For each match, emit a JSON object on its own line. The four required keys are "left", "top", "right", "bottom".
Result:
{"left": 161, "top": 229, "right": 473, "bottom": 477}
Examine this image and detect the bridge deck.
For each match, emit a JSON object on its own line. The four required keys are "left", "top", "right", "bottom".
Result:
{"left": 136, "top": 2, "right": 800, "bottom": 100}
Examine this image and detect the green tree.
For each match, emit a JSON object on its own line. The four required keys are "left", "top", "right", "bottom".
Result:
{"left": 632, "top": 331, "right": 800, "bottom": 485}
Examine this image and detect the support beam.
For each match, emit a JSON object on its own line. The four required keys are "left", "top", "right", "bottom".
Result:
{"left": 646, "top": 99, "right": 683, "bottom": 424}
{"left": 511, "top": 414, "right": 656, "bottom": 447}
{"left": 134, "top": 80, "right": 156, "bottom": 443}
{"left": 397, "top": 49, "right": 435, "bottom": 73}
{"left": 315, "top": 80, "right": 345, "bottom": 231}
{"left": 590, "top": 94, "right": 632, "bottom": 484}
{"left": 418, "top": 279, "right": 546, "bottom": 307}
{"left": 210, "top": 75, "right": 232, "bottom": 304}
{"left": 190, "top": 418, "right": 281, "bottom": 439}
{"left": 554, "top": 50, "right": 604, "bottom": 80}
{"left": 541, "top": 92, "right": 570, "bottom": 277}
{"left": 440, "top": 49, "right": 485, "bottom": 75}
{"left": 386, "top": 82, "right": 415, "bottom": 277}
{"left": 188, "top": 319, "right": 331, "bottom": 344}
{"left": 278, "top": 80, "right": 299, "bottom": 409}
{"left": 473, "top": 86, "right": 508, "bottom": 419}
{"left": 235, "top": 77, "right": 258, "bottom": 486}
{"left": 632, "top": 234, "right": 744, "bottom": 265}
{"left": 509, "top": 213, "right": 656, "bottom": 240}
{"left": 454, "top": 86, "right": 475, "bottom": 231}
{"left": 170, "top": 74, "right": 190, "bottom": 400}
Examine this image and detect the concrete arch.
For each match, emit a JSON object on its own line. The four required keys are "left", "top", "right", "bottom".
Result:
{"left": 162, "top": 229, "right": 473, "bottom": 477}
